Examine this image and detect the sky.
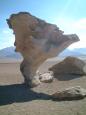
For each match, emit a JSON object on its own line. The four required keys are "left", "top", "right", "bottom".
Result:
{"left": 0, "top": 0, "right": 86, "bottom": 50}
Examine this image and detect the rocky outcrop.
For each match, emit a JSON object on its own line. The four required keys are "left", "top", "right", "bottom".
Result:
{"left": 51, "top": 86, "right": 86, "bottom": 100}
{"left": 7, "top": 12, "right": 79, "bottom": 87}
{"left": 49, "top": 56, "right": 86, "bottom": 76}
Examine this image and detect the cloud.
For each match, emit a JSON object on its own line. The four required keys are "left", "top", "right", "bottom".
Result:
{"left": 73, "top": 18, "right": 86, "bottom": 30}
{"left": 55, "top": 18, "right": 86, "bottom": 49}
{"left": 0, "top": 28, "right": 14, "bottom": 49}
{"left": 2, "top": 30, "right": 10, "bottom": 34}
{"left": 2, "top": 28, "right": 13, "bottom": 34}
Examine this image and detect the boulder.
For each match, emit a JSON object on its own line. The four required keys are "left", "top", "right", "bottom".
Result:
{"left": 49, "top": 56, "right": 86, "bottom": 76}
{"left": 7, "top": 12, "right": 79, "bottom": 87}
{"left": 52, "top": 86, "right": 86, "bottom": 100}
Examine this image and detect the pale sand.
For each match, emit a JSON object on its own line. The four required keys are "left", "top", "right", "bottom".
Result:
{"left": 0, "top": 58, "right": 86, "bottom": 115}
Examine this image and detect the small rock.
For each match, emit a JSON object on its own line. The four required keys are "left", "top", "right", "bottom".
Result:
{"left": 52, "top": 86, "right": 86, "bottom": 100}
{"left": 39, "top": 71, "right": 54, "bottom": 83}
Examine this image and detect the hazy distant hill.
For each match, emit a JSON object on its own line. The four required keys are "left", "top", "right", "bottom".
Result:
{"left": 59, "top": 48, "right": 86, "bottom": 57}
{"left": 0, "top": 46, "right": 86, "bottom": 59}
{"left": 0, "top": 47, "right": 22, "bottom": 59}
{"left": 73, "top": 48, "right": 86, "bottom": 54}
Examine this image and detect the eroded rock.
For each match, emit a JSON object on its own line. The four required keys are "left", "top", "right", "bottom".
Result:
{"left": 49, "top": 56, "right": 86, "bottom": 76}
{"left": 51, "top": 86, "right": 86, "bottom": 100}
{"left": 7, "top": 12, "right": 79, "bottom": 87}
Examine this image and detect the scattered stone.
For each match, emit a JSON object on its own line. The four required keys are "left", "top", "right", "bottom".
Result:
{"left": 38, "top": 71, "right": 54, "bottom": 83}
{"left": 52, "top": 86, "right": 86, "bottom": 101}
{"left": 7, "top": 12, "right": 79, "bottom": 87}
{"left": 49, "top": 56, "right": 86, "bottom": 76}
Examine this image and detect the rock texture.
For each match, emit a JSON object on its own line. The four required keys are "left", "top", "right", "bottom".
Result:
{"left": 7, "top": 12, "right": 79, "bottom": 87}
{"left": 52, "top": 86, "right": 86, "bottom": 100}
{"left": 38, "top": 71, "right": 53, "bottom": 83}
{"left": 49, "top": 56, "right": 86, "bottom": 76}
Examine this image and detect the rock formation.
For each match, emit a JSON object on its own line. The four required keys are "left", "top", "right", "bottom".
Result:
{"left": 49, "top": 56, "right": 86, "bottom": 76}
{"left": 51, "top": 86, "right": 86, "bottom": 100}
{"left": 7, "top": 12, "right": 79, "bottom": 87}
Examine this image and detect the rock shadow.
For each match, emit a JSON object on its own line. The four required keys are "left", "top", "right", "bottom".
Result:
{"left": 54, "top": 74, "right": 82, "bottom": 81}
{"left": 0, "top": 83, "right": 51, "bottom": 106}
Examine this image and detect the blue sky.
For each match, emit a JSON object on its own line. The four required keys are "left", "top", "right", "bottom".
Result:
{"left": 0, "top": 0, "right": 86, "bottom": 49}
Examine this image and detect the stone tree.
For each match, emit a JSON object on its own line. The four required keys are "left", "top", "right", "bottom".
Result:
{"left": 7, "top": 12, "right": 79, "bottom": 87}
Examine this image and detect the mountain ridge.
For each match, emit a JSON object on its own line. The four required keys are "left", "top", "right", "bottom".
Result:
{"left": 0, "top": 46, "right": 86, "bottom": 59}
{"left": 0, "top": 46, "right": 22, "bottom": 59}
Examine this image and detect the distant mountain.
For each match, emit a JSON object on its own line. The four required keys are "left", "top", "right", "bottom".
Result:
{"left": 0, "top": 46, "right": 22, "bottom": 59}
{"left": 73, "top": 48, "right": 86, "bottom": 55}
{"left": 59, "top": 48, "right": 86, "bottom": 57}
{"left": 0, "top": 47, "right": 86, "bottom": 59}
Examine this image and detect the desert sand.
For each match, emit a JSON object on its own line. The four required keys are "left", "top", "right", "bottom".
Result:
{"left": 0, "top": 58, "right": 86, "bottom": 115}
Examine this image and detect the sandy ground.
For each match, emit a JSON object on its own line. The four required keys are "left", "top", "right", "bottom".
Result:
{"left": 0, "top": 58, "right": 86, "bottom": 115}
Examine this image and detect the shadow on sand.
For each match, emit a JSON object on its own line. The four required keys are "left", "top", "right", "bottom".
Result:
{"left": 0, "top": 83, "right": 51, "bottom": 106}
